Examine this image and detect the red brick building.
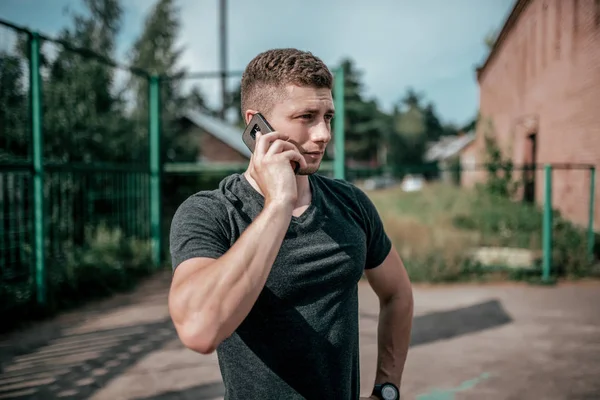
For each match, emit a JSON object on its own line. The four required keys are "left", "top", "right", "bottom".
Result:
{"left": 465, "top": 0, "right": 600, "bottom": 229}
{"left": 178, "top": 110, "right": 251, "bottom": 164}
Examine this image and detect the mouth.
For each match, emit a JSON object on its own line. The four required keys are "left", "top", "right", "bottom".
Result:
{"left": 303, "top": 151, "right": 324, "bottom": 156}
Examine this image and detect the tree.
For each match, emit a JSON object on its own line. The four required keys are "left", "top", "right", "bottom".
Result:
{"left": 185, "top": 85, "right": 215, "bottom": 116}
{"left": 388, "top": 88, "right": 428, "bottom": 166}
{"left": 41, "top": 0, "right": 130, "bottom": 163}
{"left": 224, "top": 83, "right": 243, "bottom": 127}
{"left": 0, "top": 50, "right": 29, "bottom": 161}
{"left": 336, "top": 58, "right": 388, "bottom": 163}
{"left": 394, "top": 88, "right": 426, "bottom": 138}
{"left": 423, "top": 104, "right": 442, "bottom": 140}
{"left": 127, "top": 0, "right": 200, "bottom": 163}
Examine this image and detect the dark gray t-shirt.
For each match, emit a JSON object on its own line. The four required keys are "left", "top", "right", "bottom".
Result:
{"left": 169, "top": 172, "right": 392, "bottom": 400}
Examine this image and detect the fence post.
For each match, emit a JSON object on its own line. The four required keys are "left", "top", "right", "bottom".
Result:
{"left": 589, "top": 166, "right": 596, "bottom": 263}
{"left": 542, "top": 164, "right": 553, "bottom": 282}
{"left": 149, "top": 75, "right": 162, "bottom": 267}
{"left": 30, "top": 32, "right": 46, "bottom": 305}
{"left": 333, "top": 65, "right": 345, "bottom": 180}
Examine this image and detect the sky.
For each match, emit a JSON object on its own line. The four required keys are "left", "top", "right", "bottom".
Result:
{"left": 0, "top": 0, "right": 516, "bottom": 127}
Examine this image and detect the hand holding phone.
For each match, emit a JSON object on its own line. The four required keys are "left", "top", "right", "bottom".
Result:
{"left": 242, "top": 113, "right": 307, "bottom": 208}
{"left": 242, "top": 113, "right": 300, "bottom": 174}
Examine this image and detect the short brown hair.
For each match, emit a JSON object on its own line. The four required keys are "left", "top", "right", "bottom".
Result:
{"left": 240, "top": 48, "right": 333, "bottom": 119}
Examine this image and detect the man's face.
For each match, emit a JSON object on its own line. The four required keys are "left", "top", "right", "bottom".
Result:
{"left": 258, "top": 84, "right": 334, "bottom": 175}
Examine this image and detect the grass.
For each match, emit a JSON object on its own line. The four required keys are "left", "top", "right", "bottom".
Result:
{"left": 365, "top": 182, "right": 595, "bottom": 283}
{"left": 365, "top": 183, "right": 487, "bottom": 282}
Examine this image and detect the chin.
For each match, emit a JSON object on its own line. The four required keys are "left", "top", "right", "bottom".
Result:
{"left": 297, "top": 163, "right": 321, "bottom": 176}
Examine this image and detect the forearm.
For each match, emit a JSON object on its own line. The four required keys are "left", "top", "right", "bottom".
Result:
{"left": 374, "top": 290, "right": 414, "bottom": 387}
{"left": 171, "top": 201, "right": 293, "bottom": 352}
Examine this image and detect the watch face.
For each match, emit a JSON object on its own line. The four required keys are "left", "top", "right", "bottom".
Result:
{"left": 381, "top": 384, "right": 399, "bottom": 400}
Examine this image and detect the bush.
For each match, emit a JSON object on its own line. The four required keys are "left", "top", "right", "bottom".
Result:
{"left": 0, "top": 223, "right": 154, "bottom": 333}
{"left": 452, "top": 189, "right": 542, "bottom": 248}
{"left": 378, "top": 210, "right": 485, "bottom": 283}
{"left": 369, "top": 180, "right": 597, "bottom": 283}
{"left": 52, "top": 223, "right": 154, "bottom": 304}
{"left": 451, "top": 189, "right": 594, "bottom": 278}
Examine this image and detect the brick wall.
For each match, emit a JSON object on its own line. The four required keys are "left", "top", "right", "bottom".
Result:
{"left": 473, "top": 0, "right": 600, "bottom": 229}
{"left": 459, "top": 141, "right": 486, "bottom": 187}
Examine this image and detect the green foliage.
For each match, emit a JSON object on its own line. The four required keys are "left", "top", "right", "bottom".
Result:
{"left": 386, "top": 88, "right": 462, "bottom": 171}
{"left": 40, "top": 0, "right": 139, "bottom": 163}
{"left": 451, "top": 188, "right": 593, "bottom": 278}
{"left": 3, "top": 0, "right": 596, "bottom": 336}
{"left": 369, "top": 181, "right": 595, "bottom": 284}
{"left": 452, "top": 191, "right": 543, "bottom": 248}
{"left": 480, "top": 117, "right": 520, "bottom": 198}
{"left": 391, "top": 98, "right": 427, "bottom": 166}
{"left": 57, "top": 223, "right": 153, "bottom": 299}
{"left": 0, "top": 39, "right": 29, "bottom": 162}
{"left": 0, "top": 223, "right": 153, "bottom": 333}
{"left": 337, "top": 59, "right": 389, "bottom": 163}
{"left": 127, "top": 0, "right": 197, "bottom": 163}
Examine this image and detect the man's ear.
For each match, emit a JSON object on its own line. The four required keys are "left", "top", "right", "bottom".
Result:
{"left": 244, "top": 110, "right": 259, "bottom": 125}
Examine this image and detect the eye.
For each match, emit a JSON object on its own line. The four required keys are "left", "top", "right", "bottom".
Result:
{"left": 325, "top": 114, "right": 334, "bottom": 121}
{"left": 300, "top": 114, "right": 312, "bottom": 119}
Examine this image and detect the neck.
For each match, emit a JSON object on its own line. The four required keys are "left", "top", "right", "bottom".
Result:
{"left": 243, "top": 168, "right": 312, "bottom": 209}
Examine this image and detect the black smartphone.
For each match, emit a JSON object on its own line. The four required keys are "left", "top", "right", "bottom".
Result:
{"left": 242, "top": 113, "right": 299, "bottom": 174}
{"left": 242, "top": 113, "right": 274, "bottom": 153}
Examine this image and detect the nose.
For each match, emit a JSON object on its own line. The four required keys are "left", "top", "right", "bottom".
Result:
{"left": 310, "top": 120, "right": 331, "bottom": 144}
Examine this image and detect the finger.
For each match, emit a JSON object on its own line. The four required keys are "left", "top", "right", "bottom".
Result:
{"left": 296, "top": 153, "right": 309, "bottom": 170}
{"left": 278, "top": 149, "right": 308, "bottom": 170}
{"left": 282, "top": 147, "right": 308, "bottom": 170}
{"left": 254, "top": 131, "right": 289, "bottom": 156}
{"left": 266, "top": 139, "right": 297, "bottom": 156}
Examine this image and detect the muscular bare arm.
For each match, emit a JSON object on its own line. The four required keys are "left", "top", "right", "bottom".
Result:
{"left": 169, "top": 200, "right": 293, "bottom": 354}
{"left": 168, "top": 131, "right": 307, "bottom": 354}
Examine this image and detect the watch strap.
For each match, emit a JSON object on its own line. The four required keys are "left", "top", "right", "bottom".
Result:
{"left": 372, "top": 382, "right": 400, "bottom": 400}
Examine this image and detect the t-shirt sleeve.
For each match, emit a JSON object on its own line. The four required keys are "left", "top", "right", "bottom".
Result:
{"left": 169, "top": 193, "right": 230, "bottom": 271}
{"left": 352, "top": 185, "right": 392, "bottom": 270}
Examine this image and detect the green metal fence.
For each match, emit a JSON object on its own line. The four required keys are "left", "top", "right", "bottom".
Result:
{"left": 0, "top": 20, "right": 157, "bottom": 312}
{"left": 0, "top": 18, "right": 348, "bottom": 315}
{"left": 1, "top": 17, "right": 597, "bottom": 319}
{"left": 382, "top": 162, "right": 597, "bottom": 283}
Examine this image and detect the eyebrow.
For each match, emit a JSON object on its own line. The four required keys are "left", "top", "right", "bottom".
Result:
{"left": 299, "top": 108, "right": 335, "bottom": 115}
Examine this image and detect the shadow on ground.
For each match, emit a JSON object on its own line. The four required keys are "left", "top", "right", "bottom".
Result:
{"left": 0, "top": 299, "right": 511, "bottom": 399}
{"left": 0, "top": 319, "right": 176, "bottom": 399}
{"left": 132, "top": 299, "right": 512, "bottom": 400}
{"left": 362, "top": 298, "right": 513, "bottom": 347}
{"left": 0, "top": 299, "right": 512, "bottom": 399}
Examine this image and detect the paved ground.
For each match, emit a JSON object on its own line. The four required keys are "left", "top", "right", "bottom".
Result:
{"left": 1, "top": 271, "right": 599, "bottom": 400}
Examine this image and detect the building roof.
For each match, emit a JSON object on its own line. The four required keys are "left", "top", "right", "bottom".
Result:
{"left": 183, "top": 110, "right": 252, "bottom": 159}
{"left": 424, "top": 132, "right": 476, "bottom": 162}
{"left": 476, "top": 0, "right": 531, "bottom": 81}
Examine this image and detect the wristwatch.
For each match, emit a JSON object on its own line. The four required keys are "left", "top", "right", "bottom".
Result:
{"left": 372, "top": 382, "right": 400, "bottom": 400}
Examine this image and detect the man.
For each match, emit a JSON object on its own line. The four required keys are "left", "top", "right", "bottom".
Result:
{"left": 168, "top": 48, "right": 413, "bottom": 400}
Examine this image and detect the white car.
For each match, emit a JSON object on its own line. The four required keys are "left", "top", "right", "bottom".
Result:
{"left": 401, "top": 175, "right": 424, "bottom": 192}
